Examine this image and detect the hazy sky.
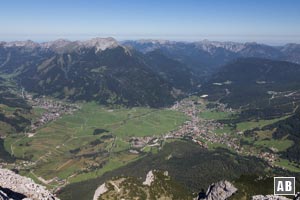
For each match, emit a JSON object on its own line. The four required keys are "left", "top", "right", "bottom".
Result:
{"left": 1, "top": 0, "right": 300, "bottom": 44}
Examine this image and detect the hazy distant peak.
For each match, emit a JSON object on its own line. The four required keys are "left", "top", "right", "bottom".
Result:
{"left": 41, "top": 39, "right": 72, "bottom": 49}
{"left": 3, "top": 40, "right": 39, "bottom": 48}
{"left": 135, "top": 39, "right": 174, "bottom": 45}
{"left": 244, "top": 41, "right": 258, "bottom": 45}
{"left": 122, "top": 39, "right": 178, "bottom": 53}
{"left": 196, "top": 40, "right": 246, "bottom": 53}
{"left": 281, "top": 43, "right": 300, "bottom": 51}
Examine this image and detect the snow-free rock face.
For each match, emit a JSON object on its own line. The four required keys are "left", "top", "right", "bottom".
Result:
{"left": 92, "top": 170, "right": 194, "bottom": 200}
{"left": 0, "top": 186, "right": 27, "bottom": 200}
{"left": 195, "top": 40, "right": 246, "bottom": 54}
{"left": 81, "top": 37, "right": 119, "bottom": 52}
{"left": 42, "top": 37, "right": 120, "bottom": 53}
{"left": 41, "top": 37, "right": 120, "bottom": 53}
{"left": 252, "top": 193, "right": 300, "bottom": 200}
{"left": 40, "top": 39, "right": 73, "bottom": 52}
{"left": 93, "top": 183, "right": 108, "bottom": 200}
{"left": 252, "top": 195, "right": 291, "bottom": 200}
{"left": 2, "top": 40, "right": 39, "bottom": 48}
{"left": 0, "top": 168, "right": 59, "bottom": 200}
{"left": 142, "top": 170, "right": 155, "bottom": 186}
{"left": 198, "top": 180, "right": 237, "bottom": 200}
{"left": 206, "top": 180, "right": 237, "bottom": 200}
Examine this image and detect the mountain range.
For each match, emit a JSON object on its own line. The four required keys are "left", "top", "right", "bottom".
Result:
{"left": 1, "top": 37, "right": 300, "bottom": 109}
{"left": 123, "top": 39, "right": 300, "bottom": 74}
{"left": 0, "top": 38, "right": 198, "bottom": 107}
{"left": 2, "top": 37, "right": 300, "bottom": 199}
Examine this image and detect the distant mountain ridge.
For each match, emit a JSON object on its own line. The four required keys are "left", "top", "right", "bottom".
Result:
{"left": 1, "top": 37, "right": 300, "bottom": 107}
{"left": 0, "top": 37, "right": 200, "bottom": 107}
{"left": 123, "top": 40, "right": 300, "bottom": 74}
{"left": 2, "top": 38, "right": 300, "bottom": 63}
{"left": 1, "top": 37, "right": 119, "bottom": 53}
{"left": 123, "top": 39, "right": 300, "bottom": 58}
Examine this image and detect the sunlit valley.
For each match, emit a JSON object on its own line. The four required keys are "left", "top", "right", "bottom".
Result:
{"left": 1, "top": 1, "right": 300, "bottom": 200}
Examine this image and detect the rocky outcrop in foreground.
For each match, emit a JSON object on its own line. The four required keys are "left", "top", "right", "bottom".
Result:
{"left": 0, "top": 168, "right": 59, "bottom": 200}
{"left": 198, "top": 180, "right": 237, "bottom": 200}
{"left": 252, "top": 193, "right": 300, "bottom": 200}
{"left": 93, "top": 170, "right": 194, "bottom": 199}
{"left": 198, "top": 181, "right": 300, "bottom": 200}
{"left": 93, "top": 183, "right": 108, "bottom": 200}
{"left": 252, "top": 195, "right": 291, "bottom": 200}
{"left": 0, "top": 186, "right": 27, "bottom": 200}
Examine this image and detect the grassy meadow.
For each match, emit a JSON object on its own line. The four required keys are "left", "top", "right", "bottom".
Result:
{"left": 5, "top": 102, "right": 188, "bottom": 183}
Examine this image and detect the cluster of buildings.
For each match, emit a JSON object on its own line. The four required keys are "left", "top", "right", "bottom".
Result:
{"left": 25, "top": 94, "right": 80, "bottom": 135}
{"left": 168, "top": 99, "right": 240, "bottom": 150}
{"left": 245, "top": 150, "right": 277, "bottom": 166}
{"left": 128, "top": 98, "right": 278, "bottom": 166}
{"left": 128, "top": 99, "right": 239, "bottom": 152}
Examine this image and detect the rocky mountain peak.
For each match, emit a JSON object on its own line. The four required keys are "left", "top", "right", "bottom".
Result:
{"left": 81, "top": 37, "right": 119, "bottom": 52}
{"left": 0, "top": 37, "right": 121, "bottom": 53}
{"left": 136, "top": 39, "right": 173, "bottom": 45}
{"left": 281, "top": 43, "right": 300, "bottom": 52}
{"left": 41, "top": 39, "right": 72, "bottom": 49}
{"left": 196, "top": 40, "right": 246, "bottom": 53}
{"left": 3, "top": 40, "right": 39, "bottom": 48}
{"left": 252, "top": 193, "right": 300, "bottom": 200}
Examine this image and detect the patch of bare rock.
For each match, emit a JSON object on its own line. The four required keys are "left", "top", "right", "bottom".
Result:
{"left": 0, "top": 168, "right": 59, "bottom": 200}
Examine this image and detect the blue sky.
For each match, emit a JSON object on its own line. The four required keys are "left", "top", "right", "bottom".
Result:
{"left": 1, "top": 0, "right": 300, "bottom": 44}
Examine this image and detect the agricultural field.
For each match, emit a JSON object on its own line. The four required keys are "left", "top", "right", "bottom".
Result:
{"left": 4, "top": 102, "right": 188, "bottom": 184}
{"left": 198, "top": 110, "right": 233, "bottom": 120}
{"left": 254, "top": 139, "right": 294, "bottom": 152}
{"left": 196, "top": 101, "right": 300, "bottom": 172}
{"left": 236, "top": 116, "right": 290, "bottom": 131}
{"left": 275, "top": 159, "right": 300, "bottom": 173}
